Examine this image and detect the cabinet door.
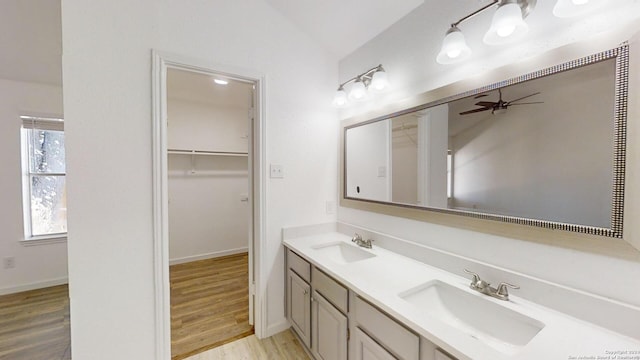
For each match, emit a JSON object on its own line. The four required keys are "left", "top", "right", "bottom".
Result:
{"left": 288, "top": 270, "right": 311, "bottom": 347}
{"left": 312, "top": 291, "right": 348, "bottom": 360}
{"left": 354, "top": 328, "right": 396, "bottom": 360}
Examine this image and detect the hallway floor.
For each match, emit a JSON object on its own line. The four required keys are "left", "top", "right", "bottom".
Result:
{"left": 171, "top": 253, "right": 253, "bottom": 359}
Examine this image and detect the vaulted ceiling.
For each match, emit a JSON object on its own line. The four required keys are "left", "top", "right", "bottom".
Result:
{"left": 0, "top": 0, "right": 62, "bottom": 86}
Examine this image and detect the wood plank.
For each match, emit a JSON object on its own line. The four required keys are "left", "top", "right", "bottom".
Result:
{"left": 170, "top": 253, "right": 254, "bottom": 360}
{"left": 0, "top": 284, "right": 71, "bottom": 360}
{"left": 185, "top": 330, "right": 310, "bottom": 360}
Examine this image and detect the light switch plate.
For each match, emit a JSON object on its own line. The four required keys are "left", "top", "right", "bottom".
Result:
{"left": 377, "top": 166, "right": 386, "bottom": 178}
{"left": 270, "top": 164, "right": 284, "bottom": 178}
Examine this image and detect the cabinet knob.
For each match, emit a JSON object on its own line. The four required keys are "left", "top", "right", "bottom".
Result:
{"left": 303, "top": 289, "right": 309, "bottom": 295}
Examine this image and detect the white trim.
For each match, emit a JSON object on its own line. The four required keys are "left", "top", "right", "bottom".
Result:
{"left": 265, "top": 318, "right": 291, "bottom": 338}
{"left": 151, "top": 50, "right": 267, "bottom": 359}
{"left": 0, "top": 277, "right": 68, "bottom": 296}
{"left": 169, "top": 247, "right": 248, "bottom": 265}
{"left": 21, "top": 235, "right": 67, "bottom": 246}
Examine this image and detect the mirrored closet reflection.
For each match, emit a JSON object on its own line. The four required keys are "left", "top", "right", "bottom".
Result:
{"left": 166, "top": 68, "right": 254, "bottom": 359}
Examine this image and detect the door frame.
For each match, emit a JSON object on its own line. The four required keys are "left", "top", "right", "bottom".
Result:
{"left": 151, "top": 50, "right": 267, "bottom": 360}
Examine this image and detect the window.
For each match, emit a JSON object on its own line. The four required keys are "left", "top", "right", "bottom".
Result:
{"left": 21, "top": 116, "right": 67, "bottom": 240}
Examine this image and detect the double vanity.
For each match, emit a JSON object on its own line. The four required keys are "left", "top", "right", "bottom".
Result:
{"left": 284, "top": 230, "right": 640, "bottom": 360}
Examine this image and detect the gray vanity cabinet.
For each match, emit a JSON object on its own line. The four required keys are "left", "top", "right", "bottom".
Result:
{"left": 287, "top": 250, "right": 312, "bottom": 347}
{"left": 286, "top": 248, "right": 349, "bottom": 360}
{"left": 311, "top": 290, "right": 348, "bottom": 360}
{"left": 287, "top": 269, "right": 311, "bottom": 347}
{"left": 353, "top": 328, "right": 395, "bottom": 360}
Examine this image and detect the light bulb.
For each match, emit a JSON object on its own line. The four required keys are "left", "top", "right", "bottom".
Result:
{"left": 496, "top": 25, "right": 516, "bottom": 37}
{"left": 370, "top": 68, "right": 390, "bottom": 93}
{"left": 447, "top": 48, "right": 461, "bottom": 58}
{"left": 436, "top": 26, "right": 472, "bottom": 64}
{"left": 483, "top": 2, "right": 528, "bottom": 45}
{"left": 214, "top": 79, "right": 228, "bottom": 85}
{"left": 332, "top": 87, "right": 348, "bottom": 107}
{"left": 348, "top": 80, "right": 367, "bottom": 101}
{"left": 553, "top": 0, "right": 599, "bottom": 17}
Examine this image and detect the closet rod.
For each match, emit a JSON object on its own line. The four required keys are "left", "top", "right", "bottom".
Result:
{"left": 168, "top": 149, "right": 248, "bottom": 157}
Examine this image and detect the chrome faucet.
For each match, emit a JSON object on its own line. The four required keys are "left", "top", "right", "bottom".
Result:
{"left": 464, "top": 269, "right": 519, "bottom": 301}
{"left": 351, "top": 233, "right": 374, "bottom": 249}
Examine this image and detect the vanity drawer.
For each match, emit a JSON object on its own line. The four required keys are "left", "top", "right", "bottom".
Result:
{"left": 312, "top": 267, "right": 348, "bottom": 313}
{"left": 355, "top": 296, "right": 419, "bottom": 360}
{"left": 287, "top": 249, "right": 310, "bottom": 283}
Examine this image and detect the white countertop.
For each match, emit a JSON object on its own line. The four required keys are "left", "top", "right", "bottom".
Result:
{"left": 283, "top": 232, "right": 640, "bottom": 360}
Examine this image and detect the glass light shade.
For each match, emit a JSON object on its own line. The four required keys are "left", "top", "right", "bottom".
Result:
{"left": 483, "top": 2, "right": 529, "bottom": 45}
{"left": 553, "top": 0, "right": 597, "bottom": 17}
{"left": 436, "top": 26, "right": 472, "bottom": 64}
{"left": 332, "top": 88, "right": 348, "bottom": 107}
{"left": 370, "top": 70, "right": 390, "bottom": 93}
{"left": 348, "top": 80, "right": 368, "bottom": 101}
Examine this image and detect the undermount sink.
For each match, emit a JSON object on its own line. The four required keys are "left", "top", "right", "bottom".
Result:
{"left": 399, "top": 280, "right": 544, "bottom": 355}
{"left": 312, "top": 241, "right": 376, "bottom": 264}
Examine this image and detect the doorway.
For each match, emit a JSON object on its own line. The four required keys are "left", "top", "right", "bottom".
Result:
{"left": 152, "top": 53, "right": 265, "bottom": 360}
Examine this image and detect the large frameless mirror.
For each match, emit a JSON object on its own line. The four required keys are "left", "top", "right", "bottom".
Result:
{"left": 343, "top": 45, "right": 628, "bottom": 238}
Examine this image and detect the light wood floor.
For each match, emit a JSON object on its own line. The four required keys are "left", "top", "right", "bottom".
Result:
{"left": 0, "top": 253, "right": 252, "bottom": 360}
{"left": 171, "top": 253, "right": 254, "bottom": 360}
{"left": 0, "top": 284, "right": 71, "bottom": 360}
{"left": 185, "top": 329, "right": 310, "bottom": 360}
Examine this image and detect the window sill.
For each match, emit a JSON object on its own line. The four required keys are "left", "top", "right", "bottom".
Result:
{"left": 21, "top": 235, "right": 67, "bottom": 246}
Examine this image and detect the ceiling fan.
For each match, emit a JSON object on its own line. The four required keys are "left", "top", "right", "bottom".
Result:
{"left": 459, "top": 89, "right": 543, "bottom": 115}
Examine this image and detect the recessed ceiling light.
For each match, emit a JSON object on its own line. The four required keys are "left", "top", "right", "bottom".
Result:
{"left": 214, "top": 79, "right": 228, "bottom": 85}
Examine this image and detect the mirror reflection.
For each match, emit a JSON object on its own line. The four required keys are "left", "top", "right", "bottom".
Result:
{"left": 345, "top": 57, "right": 616, "bottom": 229}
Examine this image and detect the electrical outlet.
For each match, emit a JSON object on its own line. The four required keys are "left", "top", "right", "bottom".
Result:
{"left": 270, "top": 164, "right": 284, "bottom": 179}
{"left": 3, "top": 257, "right": 15, "bottom": 269}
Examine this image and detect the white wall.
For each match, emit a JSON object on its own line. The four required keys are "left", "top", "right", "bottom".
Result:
{"left": 0, "top": 78, "right": 67, "bottom": 295}
{"left": 346, "top": 120, "right": 390, "bottom": 201}
{"left": 61, "top": 0, "right": 338, "bottom": 358}
{"left": 168, "top": 98, "right": 249, "bottom": 153}
{"left": 338, "top": 1, "right": 640, "bottom": 314}
{"left": 168, "top": 155, "right": 249, "bottom": 263}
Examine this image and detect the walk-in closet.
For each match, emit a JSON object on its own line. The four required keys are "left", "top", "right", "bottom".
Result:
{"left": 166, "top": 68, "right": 254, "bottom": 359}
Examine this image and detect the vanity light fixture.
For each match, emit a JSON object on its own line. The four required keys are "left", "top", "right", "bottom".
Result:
{"left": 436, "top": 0, "right": 536, "bottom": 64}
{"left": 332, "top": 64, "right": 389, "bottom": 107}
{"left": 553, "top": 0, "right": 600, "bottom": 18}
{"left": 214, "top": 79, "right": 228, "bottom": 85}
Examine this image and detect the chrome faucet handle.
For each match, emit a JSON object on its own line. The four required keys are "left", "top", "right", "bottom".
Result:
{"left": 464, "top": 269, "right": 483, "bottom": 287}
{"left": 351, "top": 233, "right": 362, "bottom": 243}
{"left": 495, "top": 282, "right": 519, "bottom": 299}
{"left": 363, "top": 238, "right": 374, "bottom": 249}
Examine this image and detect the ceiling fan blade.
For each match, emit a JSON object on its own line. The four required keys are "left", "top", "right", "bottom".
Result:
{"left": 506, "top": 92, "right": 541, "bottom": 105}
{"left": 459, "top": 107, "right": 492, "bottom": 115}
{"left": 475, "top": 101, "right": 498, "bottom": 107}
{"left": 474, "top": 94, "right": 489, "bottom": 99}
{"left": 507, "top": 102, "right": 544, "bottom": 106}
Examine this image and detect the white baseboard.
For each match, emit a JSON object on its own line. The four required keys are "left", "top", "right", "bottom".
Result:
{"left": 0, "top": 277, "right": 68, "bottom": 296}
{"left": 265, "top": 318, "right": 291, "bottom": 338}
{"left": 169, "top": 247, "right": 248, "bottom": 265}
